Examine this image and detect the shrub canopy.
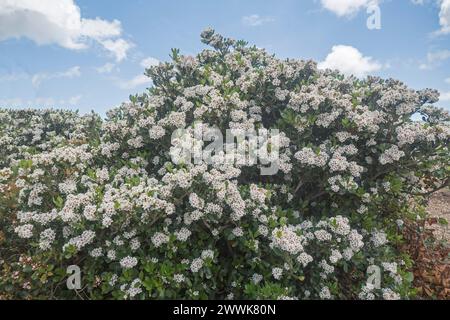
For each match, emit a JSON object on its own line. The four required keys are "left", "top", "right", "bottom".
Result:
{"left": 0, "top": 29, "right": 449, "bottom": 300}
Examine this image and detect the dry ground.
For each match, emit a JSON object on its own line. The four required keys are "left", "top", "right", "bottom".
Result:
{"left": 426, "top": 189, "right": 450, "bottom": 243}
{"left": 408, "top": 190, "right": 450, "bottom": 299}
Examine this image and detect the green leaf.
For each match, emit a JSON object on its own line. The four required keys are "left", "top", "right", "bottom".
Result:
{"left": 52, "top": 196, "right": 64, "bottom": 209}
{"left": 405, "top": 272, "right": 414, "bottom": 283}
{"left": 438, "top": 217, "right": 448, "bottom": 226}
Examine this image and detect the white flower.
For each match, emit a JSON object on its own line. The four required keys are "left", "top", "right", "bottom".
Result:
{"left": 382, "top": 288, "right": 400, "bottom": 300}
{"left": 189, "top": 193, "right": 204, "bottom": 209}
{"left": 295, "top": 147, "right": 329, "bottom": 167}
{"left": 258, "top": 225, "right": 269, "bottom": 237}
{"left": 149, "top": 125, "right": 165, "bottom": 139}
{"left": 109, "top": 274, "right": 118, "bottom": 286}
{"left": 64, "top": 230, "right": 96, "bottom": 251}
{"left": 120, "top": 256, "right": 138, "bottom": 269}
{"left": 329, "top": 249, "right": 342, "bottom": 264}
{"left": 90, "top": 247, "right": 103, "bottom": 258}
{"left": 319, "top": 286, "right": 331, "bottom": 299}
{"left": 190, "top": 258, "right": 204, "bottom": 273}
{"left": 297, "top": 252, "right": 313, "bottom": 267}
{"left": 107, "top": 250, "right": 116, "bottom": 260}
{"left": 151, "top": 232, "right": 169, "bottom": 248}
{"left": 249, "top": 184, "right": 267, "bottom": 204}
{"left": 272, "top": 267, "right": 283, "bottom": 280}
{"left": 314, "top": 229, "right": 332, "bottom": 242}
{"left": 175, "top": 227, "right": 191, "bottom": 242}
{"left": 329, "top": 216, "right": 351, "bottom": 236}
{"left": 126, "top": 279, "right": 142, "bottom": 298}
{"left": 174, "top": 274, "right": 185, "bottom": 283}
{"left": 15, "top": 224, "right": 33, "bottom": 239}
{"left": 83, "top": 205, "right": 97, "bottom": 221}
{"left": 347, "top": 230, "right": 364, "bottom": 251}
{"left": 382, "top": 262, "right": 397, "bottom": 274}
{"left": 201, "top": 249, "right": 214, "bottom": 260}
{"left": 232, "top": 227, "right": 244, "bottom": 237}
{"left": 130, "top": 238, "right": 141, "bottom": 251}
{"left": 371, "top": 230, "right": 388, "bottom": 247}
{"left": 39, "top": 228, "right": 56, "bottom": 250}
{"left": 379, "top": 145, "right": 405, "bottom": 165}
{"left": 252, "top": 273, "right": 263, "bottom": 284}
{"left": 270, "top": 226, "right": 304, "bottom": 255}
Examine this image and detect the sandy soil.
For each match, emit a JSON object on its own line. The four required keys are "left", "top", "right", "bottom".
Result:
{"left": 426, "top": 189, "right": 450, "bottom": 244}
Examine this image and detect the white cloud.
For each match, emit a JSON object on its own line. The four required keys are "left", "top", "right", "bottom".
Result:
{"left": 242, "top": 14, "right": 275, "bottom": 26}
{"left": 118, "top": 74, "right": 152, "bottom": 90}
{"left": 66, "top": 95, "right": 82, "bottom": 105}
{"left": 428, "top": 49, "right": 450, "bottom": 62}
{"left": 100, "top": 38, "right": 134, "bottom": 62}
{"left": 0, "top": 72, "right": 28, "bottom": 82}
{"left": 140, "top": 57, "right": 160, "bottom": 69}
{"left": 438, "top": 0, "right": 450, "bottom": 34}
{"left": 0, "top": 95, "right": 82, "bottom": 107}
{"left": 31, "top": 66, "right": 81, "bottom": 87}
{"left": 320, "top": 0, "right": 379, "bottom": 17}
{"left": 0, "top": 66, "right": 81, "bottom": 86}
{"left": 114, "top": 57, "right": 159, "bottom": 90}
{"left": 419, "top": 49, "right": 450, "bottom": 70}
{"left": 0, "top": 0, "right": 132, "bottom": 61}
{"left": 318, "top": 45, "right": 382, "bottom": 77}
{"left": 0, "top": 97, "right": 23, "bottom": 106}
{"left": 96, "top": 62, "right": 116, "bottom": 74}
{"left": 440, "top": 91, "right": 450, "bottom": 101}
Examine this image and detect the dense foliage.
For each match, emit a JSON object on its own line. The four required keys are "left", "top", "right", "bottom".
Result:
{"left": 0, "top": 29, "right": 449, "bottom": 300}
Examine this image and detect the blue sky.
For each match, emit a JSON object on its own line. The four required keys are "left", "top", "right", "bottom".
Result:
{"left": 1, "top": 0, "right": 450, "bottom": 116}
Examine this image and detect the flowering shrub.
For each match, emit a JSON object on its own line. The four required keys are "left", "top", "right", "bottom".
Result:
{"left": 0, "top": 29, "right": 449, "bottom": 300}
{"left": 0, "top": 109, "right": 101, "bottom": 167}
